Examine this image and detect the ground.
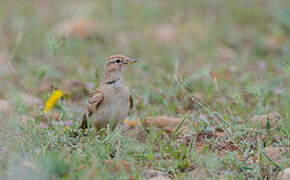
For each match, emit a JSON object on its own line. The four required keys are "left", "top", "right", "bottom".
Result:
{"left": 0, "top": 0, "right": 289, "bottom": 179}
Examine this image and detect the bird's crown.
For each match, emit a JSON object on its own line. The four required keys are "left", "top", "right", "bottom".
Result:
{"left": 106, "top": 55, "right": 128, "bottom": 61}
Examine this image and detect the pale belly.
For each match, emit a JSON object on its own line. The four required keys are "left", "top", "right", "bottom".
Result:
{"left": 91, "top": 88, "right": 130, "bottom": 129}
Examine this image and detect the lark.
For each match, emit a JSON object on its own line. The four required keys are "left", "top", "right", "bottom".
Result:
{"left": 80, "top": 55, "right": 137, "bottom": 130}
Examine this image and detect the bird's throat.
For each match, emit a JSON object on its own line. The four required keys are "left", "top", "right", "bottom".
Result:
{"left": 103, "top": 70, "right": 124, "bottom": 85}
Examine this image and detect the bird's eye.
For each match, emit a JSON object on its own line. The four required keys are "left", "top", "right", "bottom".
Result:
{"left": 116, "top": 59, "right": 121, "bottom": 63}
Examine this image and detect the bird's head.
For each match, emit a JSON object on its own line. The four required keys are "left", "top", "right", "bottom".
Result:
{"left": 103, "top": 55, "right": 137, "bottom": 83}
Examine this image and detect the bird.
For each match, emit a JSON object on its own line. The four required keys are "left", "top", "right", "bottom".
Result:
{"left": 80, "top": 55, "right": 137, "bottom": 130}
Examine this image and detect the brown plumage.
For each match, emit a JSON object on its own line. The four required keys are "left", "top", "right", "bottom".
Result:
{"left": 80, "top": 55, "right": 137, "bottom": 130}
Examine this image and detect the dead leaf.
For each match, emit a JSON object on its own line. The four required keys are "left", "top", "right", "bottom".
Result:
{"left": 0, "top": 99, "right": 13, "bottom": 116}
{"left": 277, "top": 168, "right": 290, "bottom": 180}
{"left": 54, "top": 17, "right": 101, "bottom": 39}
{"left": 103, "top": 159, "right": 131, "bottom": 173}
{"left": 144, "top": 116, "right": 188, "bottom": 134}
{"left": 252, "top": 111, "right": 282, "bottom": 128}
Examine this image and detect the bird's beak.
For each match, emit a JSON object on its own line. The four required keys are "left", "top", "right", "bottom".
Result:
{"left": 126, "top": 57, "right": 137, "bottom": 65}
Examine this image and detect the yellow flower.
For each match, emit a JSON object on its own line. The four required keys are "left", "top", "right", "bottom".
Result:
{"left": 43, "top": 90, "right": 64, "bottom": 113}
{"left": 64, "top": 126, "right": 70, "bottom": 131}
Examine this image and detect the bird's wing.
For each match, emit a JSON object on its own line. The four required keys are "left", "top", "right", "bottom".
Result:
{"left": 129, "top": 94, "right": 133, "bottom": 110}
{"left": 80, "top": 89, "right": 104, "bottom": 129}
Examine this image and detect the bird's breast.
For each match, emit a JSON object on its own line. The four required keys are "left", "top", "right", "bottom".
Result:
{"left": 92, "top": 85, "right": 130, "bottom": 127}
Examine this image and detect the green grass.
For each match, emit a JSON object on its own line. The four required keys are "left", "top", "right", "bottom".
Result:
{"left": 0, "top": 0, "right": 289, "bottom": 179}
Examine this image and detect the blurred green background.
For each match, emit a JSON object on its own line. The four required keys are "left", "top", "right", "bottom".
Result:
{"left": 0, "top": 0, "right": 289, "bottom": 179}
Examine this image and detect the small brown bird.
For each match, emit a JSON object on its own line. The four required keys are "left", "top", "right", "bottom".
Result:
{"left": 80, "top": 55, "right": 137, "bottom": 130}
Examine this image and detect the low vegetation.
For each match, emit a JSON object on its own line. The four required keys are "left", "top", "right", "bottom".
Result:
{"left": 0, "top": 0, "right": 289, "bottom": 179}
